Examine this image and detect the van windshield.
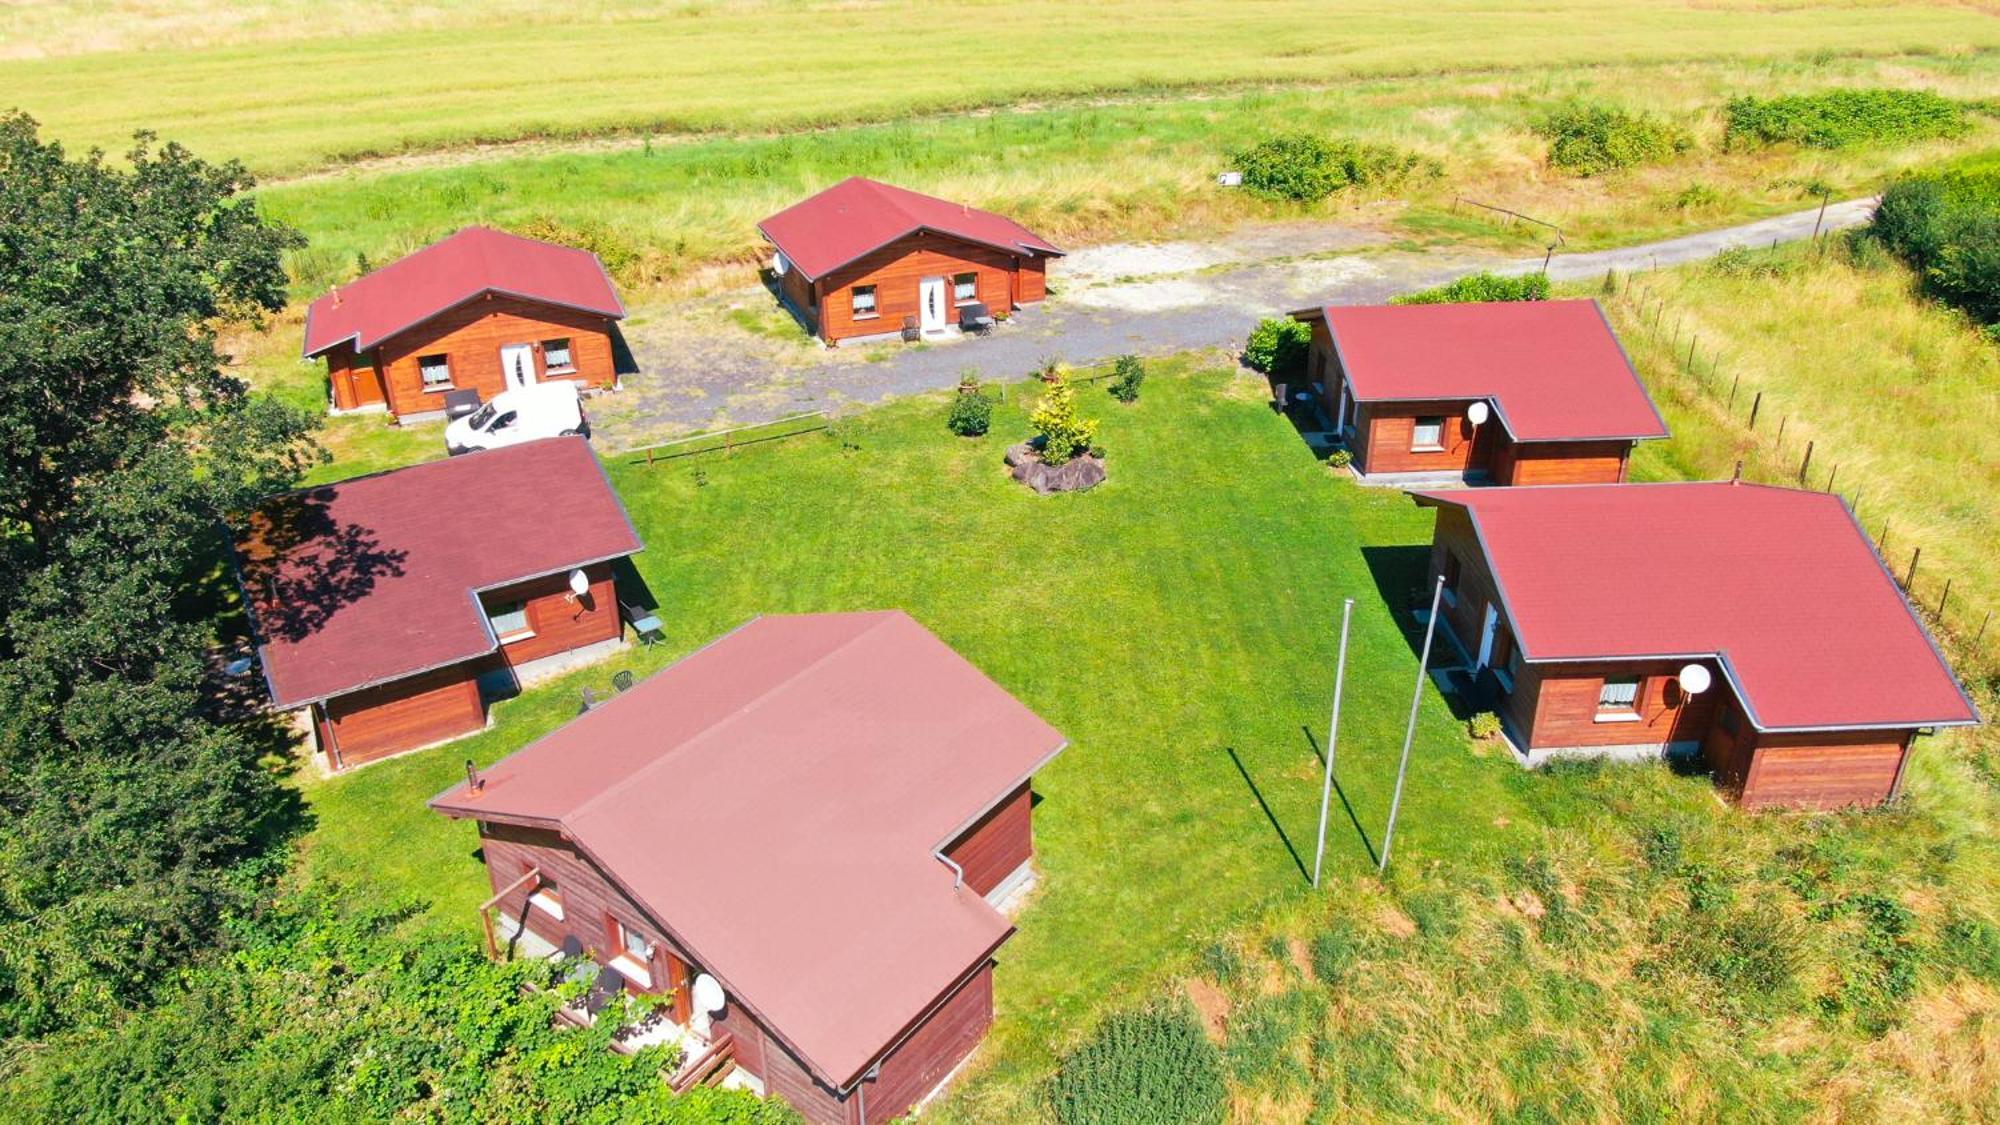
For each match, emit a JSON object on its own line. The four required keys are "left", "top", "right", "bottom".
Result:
{"left": 467, "top": 403, "right": 497, "bottom": 428}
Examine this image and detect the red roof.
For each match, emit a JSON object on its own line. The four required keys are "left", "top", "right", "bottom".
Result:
{"left": 1312, "top": 300, "right": 1669, "bottom": 442}
{"left": 302, "top": 227, "right": 625, "bottom": 358}
{"left": 1413, "top": 482, "right": 1976, "bottom": 731}
{"left": 430, "top": 611, "right": 1066, "bottom": 1090}
{"left": 757, "top": 177, "right": 1063, "bottom": 281}
{"left": 237, "top": 438, "right": 641, "bottom": 707}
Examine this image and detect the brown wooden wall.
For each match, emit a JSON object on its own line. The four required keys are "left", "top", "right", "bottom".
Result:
{"left": 321, "top": 662, "right": 484, "bottom": 768}
{"left": 815, "top": 233, "right": 1034, "bottom": 344}
{"left": 942, "top": 783, "right": 1033, "bottom": 896}
{"left": 1494, "top": 440, "right": 1633, "bottom": 485}
{"left": 857, "top": 962, "right": 995, "bottom": 1124}
{"left": 1355, "top": 400, "right": 1497, "bottom": 476}
{"left": 778, "top": 264, "right": 820, "bottom": 335}
{"left": 1739, "top": 729, "right": 1915, "bottom": 810}
{"left": 482, "top": 563, "right": 621, "bottom": 668}
{"left": 325, "top": 341, "right": 388, "bottom": 410}
{"left": 1015, "top": 257, "right": 1048, "bottom": 304}
{"left": 341, "top": 294, "right": 616, "bottom": 417}
{"left": 1519, "top": 659, "right": 1722, "bottom": 749}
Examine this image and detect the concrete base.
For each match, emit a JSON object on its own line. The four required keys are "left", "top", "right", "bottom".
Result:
{"left": 985, "top": 860, "right": 1039, "bottom": 917}
{"left": 509, "top": 635, "right": 627, "bottom": 690}
{"left": 1507, "top": 735, "right": 1700, "bottom": 769}
{"left": 328, "top": 401, "right": 389, "bottom": 418}
{"left": 1349, "top": 466, "right": 1492, "bottom": 489}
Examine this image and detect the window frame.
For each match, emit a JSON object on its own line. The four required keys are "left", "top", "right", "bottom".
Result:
{"left": 525, "top": 865, "right": 564, "bottom": 921}
{"left": 1410, "top": 415, "right": 1446, "bottom": 451}
{"left": 952, "top": 271, "right": 979, "bottom": 305}
{"left": 418, "top": 353, "right": 453, "bottom": 391}
{"left": 540, "top": 337, "right": 576, "bottom": 374}
{"left": 487, "top": 600, "right": 532, "bottom": 640}
{"left": 850, "top": 284, "right": 879, "bottom": 320}
{"left": 605, "top": 914, "right": 656, "bottom": 988}
{"left": 1595, "top": 676, "right": 1643, "bottom": 721}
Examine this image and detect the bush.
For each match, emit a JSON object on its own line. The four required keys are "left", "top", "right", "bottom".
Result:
{"left": 1466, "top": 712, "right": 1502, "bottom": 740}
{"left": 946, "top": 383, "right": 994, "bottom": 437}
{"left": 1725, "top": 89, "right": 1969, "bottom": 150}
{"left": 1108, "top": 354, "right": 1146, "bottom": 403}
{"left": 1325, "top": 447, "right": 1353, "bottom": 469}
{"left": 1534, "top": 103, "right": 1693, "bottom": 175}
{"left": 1869, "top": 166, "right": 2000, "bottom": 327}
{"left": 1029, "top": 374, "right": 1099, "bottom": 466}
{"left": 1392, "top": 271, "right": 1549, "bottom": 305}
{"left": 1243, "top": 317, "right": 1312, "bottom": 378}
{"left": 1049, "top": 1000, "right": 1227, "bottom": 1125}
{"left": 1234, "top": 132, "right": 1434, "bottom": 202}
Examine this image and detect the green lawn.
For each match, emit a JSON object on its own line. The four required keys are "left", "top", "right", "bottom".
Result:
{"left": 298, "top": 358, "right": 1769, "bottom": 1114}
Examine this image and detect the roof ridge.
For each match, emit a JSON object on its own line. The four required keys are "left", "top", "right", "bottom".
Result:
{"left": 563, "top": 612, "right": 904, "bottom": 826}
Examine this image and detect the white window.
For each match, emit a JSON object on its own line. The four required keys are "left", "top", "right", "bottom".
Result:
{"left": 419, "top": 353, "right": 452, "bottom": 389}
{"left": 609, "top": 917, "right": 655, "bottom": 988}
{"left": 1411, "top": 416, "right": 1445, "bottom": 451}
{"left": 488, "top": 600, "right": 530, "bottom": 638}
{"left": 541, "top": 338, "right": 574, "bottom": 373}
{"left": 953, "top": 272, "right": 978, "bottom": 304}
{"left": 1597, "top": 677, "right": 1641, "bottom": 715}
{"left": 851, "top": 285, "right": 878, "bottom": 318}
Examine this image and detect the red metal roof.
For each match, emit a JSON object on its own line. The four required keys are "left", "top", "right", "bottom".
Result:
{"left": 429, "top": 611, "right": 1066, "bottom": 1090}
{"left": 1413, "top": 482, "right": 1977, "bottom": 731}
{"left": 1315, "top": 300, "right": 1669, "bottom": 442}
{"left": 757, "top": 177, "right": 1064, "bottom": 281}
{"left": 237, "top": 438, "right": 641, "bottom": 707}
{"left": 301, "top": 227, "right": 625, "bottom": 358}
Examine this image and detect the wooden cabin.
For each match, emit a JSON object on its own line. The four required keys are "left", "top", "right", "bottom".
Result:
{"left": 235, "top": 438, "right": 644, "bottom": 771}
{"left": 303, "top": 227, "right": 626, "bottom": 420}
{"left": 758, "top": 178, "right": 1063, "bottom": 346}
{"left": 430, "top": 611, "right": 1067, "bottom": 1124}
{"left": 1288, "top": 299, "right": 1668, "bottom": 485}
{"left": 1411, "top": 482, "right": 1978, "bottom": 809}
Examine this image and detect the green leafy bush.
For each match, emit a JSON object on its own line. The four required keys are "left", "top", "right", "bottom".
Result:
{"left": 1392, "top": 271, "right": 1549, "bottom": 305}
{"left": 1234, "top": 132, "right": 1434, "bottom": 202}
{"left": 1029, "top": 373, "right": 1099, "bottom": 466}
{"left": 1049, "top": 1000, "right": 1227, "bottom": 1125}
{"left": 1466, "top": 712, "right": 1503, "bottom": 740}
{"left": 1725, "top": 89, "right": 1969, "bottom": 150}
{"left": 947, "top": 383, "right": 994, "bottom": 437}
{"left": 1534, "top": 103, "right": 1693, "bottom": 175}
{"left": 1325, "top": 447, "right": 1353, "bottom": 469}
{"left": 1869, "top": 165, "right": 2000, "bottom": 327}
{"left": 1242, "top": 317, "right": 1312, "bottom": 378}
{"left": 1108, "top": 354, "right": 1146, "bottom": 403}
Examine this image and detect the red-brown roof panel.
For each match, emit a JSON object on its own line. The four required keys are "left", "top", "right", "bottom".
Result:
{"left": 1323, "top": 299, "right": 1669, "bottom": 442}
{"left": 758, "top": 177, "right": 1063, "bottom": 280}
{"left": 1414, "top": 482, "right": 1976, "bottom": 731}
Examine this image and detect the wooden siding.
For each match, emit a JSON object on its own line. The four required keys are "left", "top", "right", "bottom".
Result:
{"left": 482, "top": 563, "right": 621, "bottom": 667}
{"left": 1521, "top": 659, "right": 1722, "bottom": 749}
{"left": 778, "top": 264, "right": 820, "bottom": 335}
{"left": 858, "top": 962, "right": 994, "bottom": 1124}
{"left": 358, "top": 294, "right": 616, "bottom": 417}
{"left": 325, "top": 340, "right": 387, "bottom": 411}
{"left": 815, "top": 233, "right": 1030, "bottom": 344}
{"left": 942, "top": 783, "right": 1033, "bottom": 896}
{"left": 1015, "top": 256, "right": 1048, "bottom": 304}
{"left": 1494, "top": 440, "right": 1632, "bottom": 485}
{"left": 478, "top": 821, "right": 685, "bottom": 991}
{"left": 1739, "top": 729, "right": 1915, "bottom": 810}
{"left": 322, "top": 662, "right": 484, "bottom": 768}
{"left": 1355, "top": 400, "right": 1497, "bottom": 476}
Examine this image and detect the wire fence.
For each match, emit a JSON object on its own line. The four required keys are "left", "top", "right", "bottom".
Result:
{"left": 1604, "top": 263, "right": 1995, "bottom": 682}
{"left": 625, "top": 411, "right": 830, "bottom": 466}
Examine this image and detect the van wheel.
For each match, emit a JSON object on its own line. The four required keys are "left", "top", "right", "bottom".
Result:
{"left": 560, "top": 427, "right": 583, "bottom": 437}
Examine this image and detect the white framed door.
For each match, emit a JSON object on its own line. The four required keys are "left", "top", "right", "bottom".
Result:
{"left": 919, "top": 277, "right": 948, "bottom": 333}
{"left": 1475, "top": 603, "right": 1500, "bottom": 670}
{"left": 500, "top": 343, "right": 537, "bottom": 390}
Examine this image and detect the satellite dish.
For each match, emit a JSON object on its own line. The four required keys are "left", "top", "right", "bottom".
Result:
{"left": 1677, "top": 664, "right": 1712, "bottom": 696}
{"left": 691, "top": 973, "right": 726, "bottom": 1015}
{"left": 568, "top": 568, "right": 590, "bottom": 597}
{"left": 1466, "top": 401, "right": 1491, "bottom": 427}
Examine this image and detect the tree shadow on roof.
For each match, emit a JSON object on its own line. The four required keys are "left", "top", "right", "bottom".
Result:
{"left": 235, "top": 488, "right": 409, "bottom": 644}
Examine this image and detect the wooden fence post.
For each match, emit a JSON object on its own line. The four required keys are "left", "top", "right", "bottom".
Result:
{"left": 1878, "top": 520, "right": 1890, "bottom": 552}
{"left": 1975, "top": 610, "right": 1992, "bottom": 649}
{"left": 1798, "top": 440, "right": 1813, "bottom": 485}
{"left": 1776, "top": 416, "right": 1787, "bottom": 446}
{"left": 1937, "top": 577, "right": 1952, "bottom": 618}
{"left": 1824, "top": 462, "right": 1838, "bottom": 495}
{"left": 1749, "top": 392, "right": 1762, "bottom": 430}
{"left": 1686, "top": 336, "right": 1697, "bottom": 371}
{"left": 1904, "top": 547, "right": 1922, "bottom": 590}
{"left": 1728, "top": 372, "right": 1739, "bottom": 409}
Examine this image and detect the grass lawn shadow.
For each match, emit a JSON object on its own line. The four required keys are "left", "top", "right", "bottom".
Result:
{"left": 1225, "top": 746, "right": 1310, "bottom": 886}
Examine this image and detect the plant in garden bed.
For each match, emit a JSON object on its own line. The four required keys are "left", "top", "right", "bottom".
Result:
{"left": 1029, "top": 374, "right": 1099, "bottom": 466}
{"left": 1325, "top": 447, "right": 1353, "bottom": 470}
{"left": 1049, "top": 998, "right": 1226, "bottom": 1124}
{"left": 947, "top": 370, "right": 994, "bottom": 437}
{"left": 1467, "top": 712, "right": 1503, "bottom": 741}
{"left": 1107, "top": 354, "right": 1146, "bottom": 403}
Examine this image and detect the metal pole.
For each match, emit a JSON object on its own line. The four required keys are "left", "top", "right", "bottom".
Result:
{"left": 1312, "top": 599, "right": 1356, "bottom": 889}
{"left": 1380, "top": 576, "right": 1446, "bottom": 876}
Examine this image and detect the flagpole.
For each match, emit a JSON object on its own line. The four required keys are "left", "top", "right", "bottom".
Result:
{"left": 1312, "top": 598, "right": 1355, "bottom": 888}
{"left": 1380, "top": 575, "right": 1446, "bottom": 876}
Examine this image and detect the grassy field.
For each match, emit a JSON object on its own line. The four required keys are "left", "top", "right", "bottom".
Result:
{"left": 1599, "top": 236, "right": 2000, "bottom": 683}
{"left": 291, "top": 357, "right": 1997, "bottom": 1119}
{"left": 8, "top": 3, "right": 1999, "bottom": 177}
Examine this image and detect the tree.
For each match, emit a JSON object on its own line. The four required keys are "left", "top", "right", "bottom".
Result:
{"left": 0, "top": 110, "right": 320, "bottom": 1036}
{"left": 1029, "top": 374, "right": 1099, "bottom": 465}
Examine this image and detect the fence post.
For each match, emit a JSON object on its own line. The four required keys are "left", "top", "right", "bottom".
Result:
{"left": 1728, "top": 373, "right": 1739, "bottom": 409}
{"left": 1749, "top": 392, "right": 1762, "bottom": 430}
{"left": 1904, "top": 547, "right": 1922, "bottom": 590}
{"left": 1776, "top": 416, "right": 1787, "bottom": 446}
{"left": 1976, "top": 610, "right": 1992, "bottom": 649}
{"left": 1686, "top": 336, "right": 1697, "bottom": 371}
{"left": 1937, "top": 577, "right": 1953, "bottom": 618}
{"left": 1798, "top": 440, "right": 1813, "bottom": 485}
{"left": 1878, "top": 520, "right": 1890, "bottom": 552}
{"left": 1824, "top": 463, "right": 1838, "bottom": 495}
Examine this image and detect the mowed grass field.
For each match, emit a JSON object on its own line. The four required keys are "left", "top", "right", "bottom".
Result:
{"left": 8, "top": 2, "right": 1999, "bottom": 176}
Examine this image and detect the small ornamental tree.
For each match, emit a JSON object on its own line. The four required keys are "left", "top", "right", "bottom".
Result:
{"left": 1107, "top": 355, "right": 1146, "bottom": 403}
{"left": 1029, "top": 374, "right": 1099, "bottom": 465}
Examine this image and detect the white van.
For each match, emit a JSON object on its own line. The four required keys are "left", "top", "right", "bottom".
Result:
{"left": 445, "top": 382, "right": 590, "bottom": 456}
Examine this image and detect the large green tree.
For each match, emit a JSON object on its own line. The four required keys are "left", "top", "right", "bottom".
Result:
{"left": 0, "top": 110, "right": 319, "bottom": 1035}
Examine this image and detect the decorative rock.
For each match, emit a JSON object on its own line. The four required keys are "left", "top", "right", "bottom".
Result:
{"left": 1009, "top": 447, "right": 1107, "bottom": 495}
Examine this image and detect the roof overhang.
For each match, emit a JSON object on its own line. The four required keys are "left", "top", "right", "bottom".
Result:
{"left": 757, "top": 223, "right": 1063, "bottom": 285}
{"left": 303, "top": 282, "right": 628, "bottom": 360}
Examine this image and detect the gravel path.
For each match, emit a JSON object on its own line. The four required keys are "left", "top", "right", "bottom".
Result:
{"left": 593, "top": 198, "right": 1875, "bottom": 451}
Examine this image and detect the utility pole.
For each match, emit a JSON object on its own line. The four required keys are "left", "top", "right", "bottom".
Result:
{"left": 1380, "top": 576, "right": 1446, "bottom": 876}
{"left": 1312, "top": 599, "right": 1356, "bottom": 889}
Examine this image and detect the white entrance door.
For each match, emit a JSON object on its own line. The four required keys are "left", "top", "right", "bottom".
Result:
{"left": 1475, "top": 603, "right": 1500, "bottom": 670}
{"left": 919, "top": 277, "right": 948, "bottom": 333}
{"left": 500, "top": 344, "right": 537, "bottom": 390}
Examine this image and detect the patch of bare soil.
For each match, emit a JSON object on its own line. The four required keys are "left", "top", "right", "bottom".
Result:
{"left": 1376, "top": 904, "right": 1419, "bottom": 940}
{"left": 1185, "top": 978, "right": 1230, "bottom": 1042}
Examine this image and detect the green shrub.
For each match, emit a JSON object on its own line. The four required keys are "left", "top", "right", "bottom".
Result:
{"left": 1674, "top": 181, "right": 1722, "bottom": 210}
{"left": 1234, "top": 132, "right": 1434, "bottom": 202}
{"left": 1243, "top": 317, "right": 1312, "bottom": 378}
{"left": 1466, "top": 712, "right": 1503, "bottom": 740}
{"left": 1325, "top": 447, "right": 1353, "bottom": 469}
{"left": 1108, "top": 354, "right": 1146, "bottom": 403}
{"left": 1392, "top": 271, "right": 1549, "bottom": 305}
{"left": 1049, "top": 1000, "right": 1227, "bottom": 1125}
{"left": 1029, "top": 373, "right": 1099, "bottom": 466}
{"left": 1725, "top": 89, "right": 1969, "bottom": 150}
{"left": 1533, "top": 103, "right": 1693, "bottom": 175}
{"left": 1869, "top": 166, "right": 2000, "bottom": 327}
{"left": 946, "top": 386, "right": 994, "bottom": 437}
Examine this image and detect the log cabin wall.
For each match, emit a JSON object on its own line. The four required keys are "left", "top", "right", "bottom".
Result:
{"left": 1355, "top": 399, "right": 1495, "bottom": 476}
{"left": 475, "top": 821, "right": 684, "bottom": 991}
{"left": 322, "top": 662, "right": 485, "bottom": 768}
{"left": 857, "top": 962, "right": 996, "bottom": 1125}
{"left": 1522, "top": 658, "right": 1723, "bottom": 750}
{"left": 941, "top": 783, "right": 1034, "bottom": 896}
{"left": 756, "top": 1036, "right": 848, "bottom": 1124}
{"left": 815, "top": 233, "right": 1023, "bottom": 344}
{"left": 1014, "top": 256, "right": 1048, "bottom": 303}
{"left": 479, "top": 563, "right": 621, "bottom": 668}
{"left": 1494, "top": 439, "right": 1634, "bottom": 485}
{"left": 324, "top": 340, "right": 388, "bottom": 411}
{"left": 1429, "top": 506, "right": 1510, "bottom": 667}
{"left": 777, "top": 264, "right": 820, "bottom": 334}
{"left": 364, "top": 294, "right": 617, "bottom": 417}
{"left": 1739, "top": 728, "right": 1916, "bottom": 810}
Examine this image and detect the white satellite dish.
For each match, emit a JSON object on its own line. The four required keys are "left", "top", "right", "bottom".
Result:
{"left": 568, "top": 568, "right": 590, "bottom": 598}
{"left": 1466, "top": 401, "right": 1491, "bottom": 427}
{"left": 1677, "top": 663, "right": 1712, "bottom": 696}
{"left": 691, "top": 973, "right": 726, "bottom": 1015}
